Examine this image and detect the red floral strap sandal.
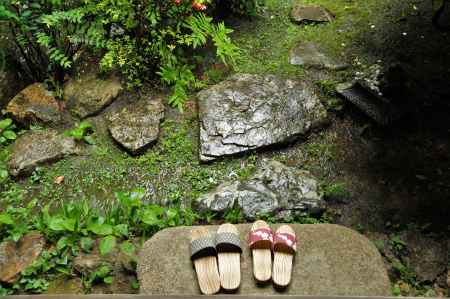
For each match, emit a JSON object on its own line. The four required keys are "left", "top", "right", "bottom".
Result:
{"left": 248, "top": 220, "right": 273, "bottom": 282}
{"left": 272, "top": 225, "right": 297, "bottom": 287}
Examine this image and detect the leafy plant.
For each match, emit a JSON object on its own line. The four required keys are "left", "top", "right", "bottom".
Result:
{"left": 390, "top": 234, "right": 407, "bottom": 254}
{"left": 0, "top": 118, "right": 17, "bottom": 145}
{"left": 65, "top": 122, "right": 95, "bottom": 145}
{"left": 0, "top": 148, "right": 10, "bottom": 183}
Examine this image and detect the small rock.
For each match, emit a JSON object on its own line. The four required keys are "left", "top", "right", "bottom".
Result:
{"left": 196, "top": 160, "right": 326, "bottom": 219}
{"left": 8, "top": 129, "right": 81, "bottom": 176}
{"left": 289, "top": 42, "right": 349, "bottom": 71}
{"left": 6, "top": 83, "right": 61, "bottom": 125}
{"left": 73, "top": 253, "right": 104, "bottom": 276}
{"left": 108, "top": 96, "right": 164, "bottom": 154}
{"left": 291, "top": 4, "right": 334, "bottom": 24}
{"left": 64, "top": 74, "right": 122, "bottom": 118}
{"left": 198, "top": 74, "right": 328, "bottom": 161}
{"left": 0, "top": 232, "right": 45, "bottom": 283}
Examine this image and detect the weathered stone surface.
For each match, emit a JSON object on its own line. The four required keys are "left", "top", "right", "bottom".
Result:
{"left": 196, "top": 160, "right": 325, "bottom": 219}
{"left": 291, "top": 4, "right": 334, "bottom": 24}
{"left": 0, "top": 67, "right": 25, "bottom": 109}
{"left": 289, "top": 42, "right": 349, "bottom": 71}
{"left": 64, "top": 74, "right": 122, "bottom": 118}
{"left": 8, "top": 129, "right": 80, "bottom": 176}
{"left": 138, "top": 224, "right": 391, "bottom": 295}
{"left": 108, "top": 96, "right": 164, "bottom": 154}
{"left": 400, "top": 231, "right": 447, "bottom": 283}
{"left": 73, "top": 253, "right": 104, "bottom": 276}
{"left": 198, "top": 74, "right": 327, "bottom": 161}
{"left": 46, "top": 276, "right": 84, "bottom": 294}
{"left": 0, "top": 232, "right": 45, "bottom": 283}
{"left": 6, "top": 83, "right": 61, "bottom": 125}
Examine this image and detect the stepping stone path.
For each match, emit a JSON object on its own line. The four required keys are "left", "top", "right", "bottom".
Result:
{"left": 8, "top": 129, "right": 81, "bottom": 176}
{"left": 196, "top": 159, "right": 325, "bottom": 219}
{"left": 64, "top": 74, "right": 122, "bottom": 118}
{"left": 6, "top": 83, "right": 61, "bottom": 125}
{"left": 107, "top": 96, "right": 164, "bottom": 154}
{"left": 138, "top": 224, "right": 391, "bottom": 296}
{"left": 0, "top": 232, "right": 45, "bottom": 283}
{"left": 289, "top": 42, "right": 349, "bottom": 71}
{"left": 291, "top": 4, "right": 334, "bottom": 24}
{"left": 198, "top": 74, "right": 328, "bottom": 161}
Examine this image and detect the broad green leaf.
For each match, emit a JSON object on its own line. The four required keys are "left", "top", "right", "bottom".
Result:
{"left": 48, "top": 216, "right": 76, "bottom": 232}
{"left": 79, "top": 121, "right": 93, "bottom": 130}
{"left": 103, "top": 276, "right": 113, "bottom": 284}
{"left": 95, "top": 265, "right": 111, "bottom": 278}
{"left": 0, "top": 213, "right": 14, "bottom": 225}
{"left": 3, "top": 130, "right": 17, "bottom": 140}
{"left": 141, "top": 208, "right": 159, "bottom": 226}
{"left": 80, "top": 237, "right": 94, "bottom": 252}
{"left": 0, "top": 118, "right": 12, "bottom": 129}
{"left": 57, "top": 236, "right": 69, "bottom": 251}
{"left": 83, "top": 135, "right": 95, "bottom": 145}
{"left": 0, "top": 169, "right": 9, "bottom": 181}
{"left": 88, "top": 222, "right": 113, "bottom": 236}
{"left": 113, "top": 224, "right": 128, "bottom": 237}
{"left": 99, "top": 236, "right": 116, "bottom": 256}
{"left": 120, "top": 241, "right": 136, "bottom": 255}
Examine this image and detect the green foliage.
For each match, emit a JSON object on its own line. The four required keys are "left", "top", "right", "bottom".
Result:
{"left": 0, "top": 118, "right": 17, "bottom": 145}
{"left": 65, "top": 122, "right": 95, "bottom": 144}
{"left": 82, "top": 264, "right": 113, "bottom": 290}
{"left": 0, "top": 0, "right": 95, "bottom": 82}
{"left": 390, "top": 234, "right": 407, "bottom": 254}
{"left": 224, "top": 207, "right": 244, "bottom": 224}
{"left": 323, "top": 182, "right": 350, "bottom": 201}
{"left": 0, "top": 148, "right": 10, "bottom": 183}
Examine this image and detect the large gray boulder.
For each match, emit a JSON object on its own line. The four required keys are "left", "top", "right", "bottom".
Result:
{"left": 138, "top": 224, "right": 391, "bottom": 296}
{"left": 8, "top": 129, "right": 81, "bottom": 176}
{"left": 195, "top": 160, "right": 325, "bottom": 219}
{"left": 64, "top": 74, "right": 122, "bottom": 118}
{"left": 107, "top": 96, "right": 164, "bottom": 154}
{"left": 198, "top": 74, "right": 328, "bottom": 161}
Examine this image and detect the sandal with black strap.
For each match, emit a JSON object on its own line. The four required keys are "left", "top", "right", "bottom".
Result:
{"left": 216, "top": 223, "right": 242, "bottom": 291}
{"left": 191, "top": 227, "right": 221, "bottom": 294}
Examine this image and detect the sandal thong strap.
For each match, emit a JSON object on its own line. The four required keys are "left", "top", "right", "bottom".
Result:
{"left": 190, "top": 236, "right": 216, "bottom": 261}
{"left": 216, "top": 232, "right": 242, "bottom": 253}
{"left": 248, "top": 227, "right": 273, "bottom": 249}
{"left": 273, "top": 232, "right": 297, "bottom": 254}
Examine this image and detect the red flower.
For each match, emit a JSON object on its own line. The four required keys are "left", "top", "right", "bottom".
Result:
{"left": 192, "top": 1, "right": 207, "bottom": 11}
{"left": 174, "top": 0, "right": 182, "bottom": 5}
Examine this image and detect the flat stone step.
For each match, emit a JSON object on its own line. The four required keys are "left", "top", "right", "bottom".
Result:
{"left": 137, "top": 224, "right": 390, "bottom": 296}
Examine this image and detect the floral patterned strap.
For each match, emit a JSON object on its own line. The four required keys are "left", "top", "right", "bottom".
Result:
{"left": 273, "top": 232, "right": 297, "bottom": 254}
{"left": 248, "top": 228, "right": 273, "bottom": 250}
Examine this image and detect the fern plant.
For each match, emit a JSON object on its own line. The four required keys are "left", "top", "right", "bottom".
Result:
{"left": 0, "top": 0, "right": 102, "bottom": 84}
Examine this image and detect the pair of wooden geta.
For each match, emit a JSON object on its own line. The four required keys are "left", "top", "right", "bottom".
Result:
{"left": 191, "top": 221, "right": 296, "bottom": 295}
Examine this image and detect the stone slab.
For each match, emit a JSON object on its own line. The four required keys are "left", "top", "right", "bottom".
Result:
{"left": 138, "top": 224, "right": 391, "bottom": 296}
